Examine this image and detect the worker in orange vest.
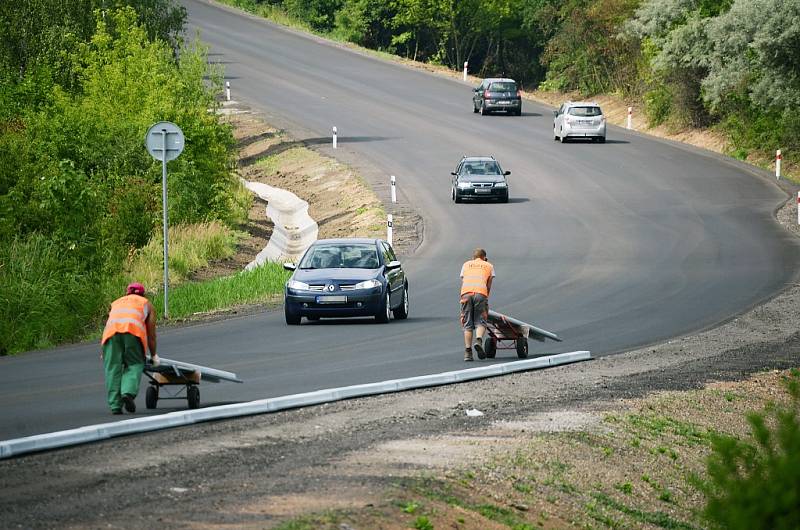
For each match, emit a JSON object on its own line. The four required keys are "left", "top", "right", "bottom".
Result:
{"left": 100, "top": 283, "right": 158, "bottom": 414}
{"left": 460, "top": 248, "right": 495, "bottom": 361}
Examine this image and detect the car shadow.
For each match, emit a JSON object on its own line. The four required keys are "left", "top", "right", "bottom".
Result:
{"left": 565, "top": 139, "right": 630, "bottom": 145}
{"left": 506, "top": 197, "right": 530, "bottom": 204}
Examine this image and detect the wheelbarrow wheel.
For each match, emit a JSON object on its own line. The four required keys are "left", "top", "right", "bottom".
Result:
{"left": 187, "top": 385, "right": 200, "bottom": 409}
{"left": 484, "top": 336, "right": 497, "bottom": 358}
{"left": 145, "top": 385, "right": 158, "bottom": 409}
{"left": 516, "top": 338, "right": 529, "bottom": 358}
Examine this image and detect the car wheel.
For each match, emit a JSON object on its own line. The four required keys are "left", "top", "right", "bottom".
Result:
{"left": 479, "top": 102, "right": 487, "bottom": 116}
{"left": 559, "top": 130, "right": 567, "bottom": 143}
{"left": 516, "top": 338, "right": 529, "bottom": 359}
{"left": 453, "top": 189, "right": 462, "bottom": 204}
{"left": 375, "top": 292, "right": 391, "bottom": 323}
{"left": 473, "top": 101, "right": 478, "bottom": 113}
{"left": 553, "top": 126, "right": 559, "bottom": 141}
{"left": 599, "top": 136, "right": 606, "bottom": 144}
{"left": 515, "top": 107, "right": 522, "bottom": 116}
{"left": 393, "top": 285, "right": 409, "bottom": 320}
{"left": 285, "top": 304, "right": 301, "bottom": 325}
{"left": 500, "top": 194, "right": 509, "bottom": 204}
{"left": 484, "top": 336, "right": 497, "bottom": 358}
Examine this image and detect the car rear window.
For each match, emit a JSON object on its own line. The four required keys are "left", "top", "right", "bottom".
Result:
{"left": 489, "top": 82, "right": 516, "bottom": 92}
{"left": 568, "top": 106, "right": 602, "bottom": 117}
{"left": 300, "top": 244, "right": 380, "bottom": 269}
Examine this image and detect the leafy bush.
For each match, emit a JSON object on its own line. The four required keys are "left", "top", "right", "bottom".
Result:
{"left": 702, "top": 369, "right": 800, "bottom": 529}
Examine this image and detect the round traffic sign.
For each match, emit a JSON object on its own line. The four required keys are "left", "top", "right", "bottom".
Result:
{"left": 145, "top": 121, "right": 185, "bottom": 162}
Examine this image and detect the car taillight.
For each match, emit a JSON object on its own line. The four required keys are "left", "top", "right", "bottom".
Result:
{"left": 483, "top": 90, "right": 490, "bottom": 99}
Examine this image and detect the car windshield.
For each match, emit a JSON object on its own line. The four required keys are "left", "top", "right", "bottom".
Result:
{"left": 568, "top": 106, "right": 602, "bottom": 117}
{"left": 489, "top": 82, "right": 516, "bottom": 92}
{"left": 461, "top": 161, "right": 501, "bottom": 176}
{"left": 299, "top": 244, "right": 380, "bottom": 269}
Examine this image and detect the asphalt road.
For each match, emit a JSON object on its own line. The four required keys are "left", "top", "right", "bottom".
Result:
{"left": 2, "top": 0, "right": 798, "bottom": 440}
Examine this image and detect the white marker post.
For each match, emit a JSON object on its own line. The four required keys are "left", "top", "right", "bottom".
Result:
{"left": 332, "top": 126, "right": 338, "bottom": 149}
{"left": 225, "top": 81, "right": 231, "bottom": 102}
{"left": 627, "top": 107, "right": 632, "bottom": 129}
{"left": 387, "top": 214, "right": 393, "bottom": 245}
{"left": 776, "top": 149, "right": 782, "bottom": 179}
{"left": 463, "top": 61, "right": 468, "bottom": 82}
{"left": 390, "top": 175, "right": 396, "bottom": 203}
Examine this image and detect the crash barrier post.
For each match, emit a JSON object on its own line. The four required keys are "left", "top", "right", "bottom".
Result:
{"left": 627, "top": 107, "right": 632, "bottom": 130}
{"left": 387, "top": 214, "right": 393, "bottom": 245}
{"left": 776, "top": 149, "right": 782, "bottom": 179}
{"left": 332, "top": 126, "right": 337, "bottom": 149}
{"left": 242, "top": 180, "right": 318, "bottom": 266}
{"left": 225, "top": 81, "right": 231, "bottom": 102}
{"left": 463, "top": 62, "right": 468, "bottom": 82}
{"left": 390, "top": 175, "right": 396, "bottom": 203}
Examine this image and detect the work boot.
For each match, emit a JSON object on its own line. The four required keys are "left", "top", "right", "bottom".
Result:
{"left": 122, "top": 394, "right": 136, "bottom": 413}
{"left": 464, "top": 348, "right": 473, "bottom": 362}
{"left": 474, "top": 340, "right": 484, "bottom": 359}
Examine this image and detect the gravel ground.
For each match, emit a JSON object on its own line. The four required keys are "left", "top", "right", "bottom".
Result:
{"left": 2, "top": 109, "right": 799, "bottom": 529}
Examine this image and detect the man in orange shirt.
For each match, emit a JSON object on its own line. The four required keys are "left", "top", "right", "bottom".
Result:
{"left": 100, "top": 283, "right": 158, "bottom": 414}
{"left": 460, "top": 248, "right": 495, "bottom": 361}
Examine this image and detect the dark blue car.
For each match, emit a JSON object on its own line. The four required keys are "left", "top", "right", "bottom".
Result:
{"left": 283, "top": 238, "right": 409, "bottom": 325}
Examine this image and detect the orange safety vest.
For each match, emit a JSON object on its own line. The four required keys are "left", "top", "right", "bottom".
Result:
{"left": 101, "top": 294, "right": 149, "bottom": 352}
{"left": 460, "top": 259, "right": 493, "bottom": 297}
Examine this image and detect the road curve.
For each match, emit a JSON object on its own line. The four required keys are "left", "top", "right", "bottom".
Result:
{"left": 1, "top": 0, "right": 798, "bottom": 439}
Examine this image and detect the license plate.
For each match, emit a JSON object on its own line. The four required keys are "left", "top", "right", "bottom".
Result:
{"left": 498, "top": 100, "right": 510, "bottom": 105}
{"left": 475, "top": 188, "right": 491, "bottom": 194}
{"left": 316, "top": 295, "right": 347, "bottom": 304}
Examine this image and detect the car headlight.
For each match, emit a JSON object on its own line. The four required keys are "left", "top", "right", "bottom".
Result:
{"left": 287, "top": 280, "right": 310, "bottom": 291}
{"left": 494, "top": 182, "right": 507, "bottom": 188}
{"left": 457, "top": 182, "right": 471, "bottom": 189}
{"left": 354, "top": 279, "right": 381, "bottom": 290}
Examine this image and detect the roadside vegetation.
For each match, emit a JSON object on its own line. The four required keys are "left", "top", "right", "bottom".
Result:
{"left": 0, "top": 1, "right": 251, "bottom": 354}
{"left": 220, "top": 0, "right": 797, "bottom": 178}
{"left": 270, "top": 368, "right": 800, "bottom": 529}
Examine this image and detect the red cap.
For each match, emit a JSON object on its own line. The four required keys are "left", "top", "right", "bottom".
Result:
{"left": 126, "top": 282, "right": 146, "bottom": 296}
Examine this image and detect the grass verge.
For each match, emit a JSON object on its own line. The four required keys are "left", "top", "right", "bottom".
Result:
{"left": 150, "top": 262, "right": 290, "bottom": 321}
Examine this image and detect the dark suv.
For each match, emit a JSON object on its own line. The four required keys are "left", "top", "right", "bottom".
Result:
{"left": 451, "top": 156, "right": 510, "bottom": 203}
{"left": 473, "top": 78, "right": 522, "bottom": 116}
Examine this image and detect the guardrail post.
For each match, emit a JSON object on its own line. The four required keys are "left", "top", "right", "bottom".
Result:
{"left": 225, "top": 81, "right": 231, "bottom": 102}
{"left": 387, "top": 214, "right": 393, "bottom": 245}
{"left": 390, "top": 175, "right": 396, "bottom": 203}
{"left": 332, "top": 126, "right": 337, "bottom": 149}
{"left": 463, "top": 61, "right": 468, "bottom": 82}
{"left": 627, "top": 107, "right": 632, "bottom": 130}
{"left": 776, "top": 149, "right": 782, "bottom": 179}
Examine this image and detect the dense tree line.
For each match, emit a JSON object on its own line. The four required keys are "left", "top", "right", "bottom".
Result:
{"left": 237, "top": 0, "right": 798, "bottom": 157}
{"left": 0, "top": 1, "right": 241, "bottom": 354}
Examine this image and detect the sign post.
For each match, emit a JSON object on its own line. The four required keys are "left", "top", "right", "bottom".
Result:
{"left": 145, "top": 121, "right": 185, "bottom": 319}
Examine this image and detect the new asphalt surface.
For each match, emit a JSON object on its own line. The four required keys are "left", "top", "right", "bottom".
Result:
{"left": 1, "top": 0, "right": 798, "bottom": 440}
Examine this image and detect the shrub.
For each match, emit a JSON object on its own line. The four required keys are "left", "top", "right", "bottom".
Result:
{"left": 702, "top": 369, "right": 800, "bottom": 529}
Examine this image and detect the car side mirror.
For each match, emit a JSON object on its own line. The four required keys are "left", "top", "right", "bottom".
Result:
{"left": 451, "top": 171, "right": 457, "bottom": 176}
{"left": 385, "top": 260, "right": 401, "bottom": 270}
{"left": 283, "top": 262, "right": 296, "bottom": 271}
{"left": 504, "top": 170, "right": 511, "bottom": 176}
{"left": 553, "top": 110, "right": 559, "bottom": 116}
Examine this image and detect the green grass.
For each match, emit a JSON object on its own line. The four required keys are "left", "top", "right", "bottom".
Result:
{"left": 590, "top": 492, "right": 697, "bottom": 530}
{"left": 126, "top": 221, "right": 241, "bottom": 290}
{"left": 150, "top": 262, "right": 290, "bottom": 321}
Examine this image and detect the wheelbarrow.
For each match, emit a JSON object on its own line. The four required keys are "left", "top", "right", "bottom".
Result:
{"left": 143, "top": 357, "right": 243, "bottom": 410}
{"left": 479, "top": 310, "right": 562, "bottom": 359}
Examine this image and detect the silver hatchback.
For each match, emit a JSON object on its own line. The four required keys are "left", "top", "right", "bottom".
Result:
{"left": 553, "top": 102, "right": 606, "bottom": 143}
